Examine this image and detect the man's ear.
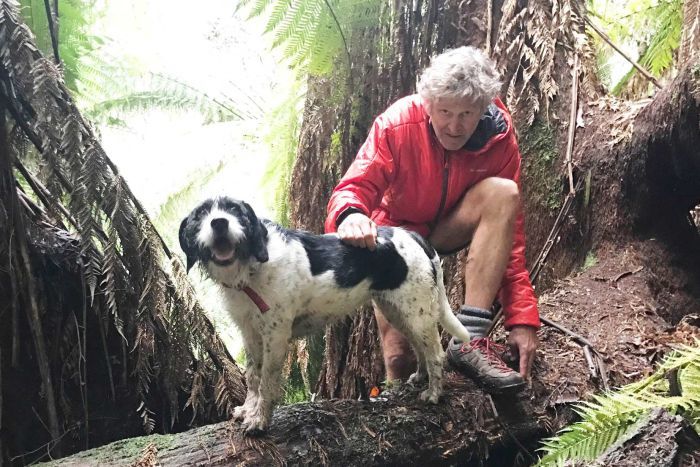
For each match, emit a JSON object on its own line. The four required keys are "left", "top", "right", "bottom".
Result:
{"left": 178, "top": 216, "right": 198, "bottom": 272}
{"left": 242, "top": 201, "right": 268, "bottom": 263}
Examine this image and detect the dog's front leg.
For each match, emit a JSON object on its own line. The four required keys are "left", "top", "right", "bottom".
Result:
{"left": 242, "top": 329, "right": 290, "bottom": 436}
{"left": 234, "top": 324, "right": 263, "bottom": 422}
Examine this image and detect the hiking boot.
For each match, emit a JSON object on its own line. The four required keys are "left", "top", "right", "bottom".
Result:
{"left": 447, "top": 337, "right": 526, "bottom": 394}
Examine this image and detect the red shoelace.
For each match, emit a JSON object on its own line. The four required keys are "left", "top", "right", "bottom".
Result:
{"left": 460, "top": 337, "right": 513, "bottom": 372}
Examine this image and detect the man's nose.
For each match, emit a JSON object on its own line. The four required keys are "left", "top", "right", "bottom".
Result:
{"left": 211, "top": 218, "right": 229, "bottom": 233}
{"left": 447, "top": 118, "right": 463, "bottom": 135}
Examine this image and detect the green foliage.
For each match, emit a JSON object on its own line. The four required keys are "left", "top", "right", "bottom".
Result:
{"left": 283, "top": 360, "right": 310, "bottom": 404}
{"left": 238, "top": 0, "right": 382, "bottom": 75}
{"left": 81, "top": 71, "right": 251, "bottom": 126}
{"left": 260, "top": 81, "right": 305, "bottom": 226}
{"left": 588, "top": 0, "right": 682, "bottom": 95}
{"left": 19, "top": 0, "right": 104, "bottom": 94}
{"left": 152, "top": 161, "right": 227, "bottom": 247}
{"left": 20, "top": 0, "right": 251, "bottom": 126}
{"left": 582, "top": 252, "right": 598, "bottom": 271}
{"left": 521, "top": 121, "right": 561, "bottom": 211}
{"left": 537, "top": 342, "right": 700, "bottom": 466}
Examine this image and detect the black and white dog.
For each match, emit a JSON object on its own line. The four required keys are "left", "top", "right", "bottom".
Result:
{"left": 179, "top": 197, "right": 471, "bottom": 435}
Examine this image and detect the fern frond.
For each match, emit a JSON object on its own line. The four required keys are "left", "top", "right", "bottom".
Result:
{"left": 152, "top": 160, "right": 227, "bottom": 247}
{"left": 240, "top": 0, "right": 381, "bottom": 75}
{"left": 260, "top": 81, "right": 304, "bottom": 225}
{"left": 537, "top": 341, "right": 700, "bottom": 466}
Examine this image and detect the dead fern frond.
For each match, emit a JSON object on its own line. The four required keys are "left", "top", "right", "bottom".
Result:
{"left": 494, "top": 0, "right": 588, "bottom": 124}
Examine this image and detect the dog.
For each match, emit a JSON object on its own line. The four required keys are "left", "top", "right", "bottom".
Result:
{"left": 179, "top": 196, "right": 471, "bottom": 435}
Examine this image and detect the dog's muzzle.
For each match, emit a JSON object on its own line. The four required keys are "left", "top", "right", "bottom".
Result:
{"left": 210, "top": 218, "right": 236, "bottom": 265}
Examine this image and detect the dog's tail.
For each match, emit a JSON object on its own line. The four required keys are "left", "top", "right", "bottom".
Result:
{"left": 432, "top": 257, "right": 471, "bottom": 342}
{"left": 439, "top": 297, "right": 471, "bottom": 342}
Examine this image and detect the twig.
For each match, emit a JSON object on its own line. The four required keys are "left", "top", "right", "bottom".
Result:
{"left": 485, "top": 0, "right": 493, "bottom": 55}
{"left": 583, "top": 345, "right": 597, "bottom": 378}
{"left": 79, "top": 266, "right": 89, "bottom": 448}
{"left": 322, "top": 0, "right": 353, "bottom": 91}
{"left": 15, "top": 231, "right": 62, "bottom": 449}
{"left": 596, "top": 353, "right": 610, "bottom": 391}
{"left": 98, "top": 315, "right": 116, "bottom": 402}
{"left": 2, "top": 97, "right": 61, "bottom": 450}
{"left": 565, "top": 54, "right": 579, "bottom": 195}
{"left": 540, "top": 316, "right": 594, "bottom": 348}
{"left": 613, "top": 265, "right": 644, "bottom": 284}
{"left": 14, "top": 159, "right": 71, "bottom": 229}
{"left": 583, "top": 16, "right": 662, "bottom": 89}
{"left": 43, "top": 0, "right": 60, "bottom": 64}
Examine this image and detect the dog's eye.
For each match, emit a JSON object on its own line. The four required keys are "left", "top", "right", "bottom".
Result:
{"left": 194, "top": 201, "right": 213, "bottom": 218}
{"left": 221, "top": 200, "right": 239, "bottom": 212}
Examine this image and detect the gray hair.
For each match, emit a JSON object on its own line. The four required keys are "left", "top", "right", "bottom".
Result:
{"left": 417, "top": 46, "right": 502, "bottom": 109}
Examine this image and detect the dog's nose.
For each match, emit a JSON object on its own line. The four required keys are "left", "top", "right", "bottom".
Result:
{"left": 211, "top": 218, "right": 229, "bottom": 233}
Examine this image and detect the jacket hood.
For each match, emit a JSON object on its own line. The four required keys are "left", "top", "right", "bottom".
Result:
{"left": 463, "top": 103, "right": 508, "bottom": 152}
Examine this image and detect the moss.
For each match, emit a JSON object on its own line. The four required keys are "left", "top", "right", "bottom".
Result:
{"left": 521, "top": 121, "right": 562, "bottom": 212}
{"left": 582, "top": 251, "right": 598, "bottom": 271}
{"left": 38, "top": 433, "right": 178, "bottom": 465}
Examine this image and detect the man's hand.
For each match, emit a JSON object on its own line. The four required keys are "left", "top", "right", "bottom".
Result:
{"left": 507, "top": 325, "right": 538, "bottom": 379}
{"left": 337, "top": 213, "right": 378, "bottom": 250}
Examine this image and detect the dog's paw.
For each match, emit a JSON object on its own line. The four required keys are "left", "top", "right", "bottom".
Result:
{"left": 419, "top": 388, "right": 441, "bottom": 404}
{"left": 407, "top": 371, "right": 427, "bottom": 386}
{"left": 233, "top": 405, "right": 249, "bottom": 421}
{"left": 243, "top": 416, "right": 269, "bottom": 436}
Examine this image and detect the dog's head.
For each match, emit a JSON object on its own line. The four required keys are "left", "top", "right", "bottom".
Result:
{"left": 179, "top": 197, "right": 269, "bottom": 272}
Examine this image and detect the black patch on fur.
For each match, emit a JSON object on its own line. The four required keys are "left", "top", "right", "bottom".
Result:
{"left": 179, "top": 199, "right": 214, "bottom": 271}
{"left": 284, "top": 226, "right": 408, "bottom": 290}
{"left": 408, "top": 230, "right": 436, "bottom": 260}
{"left": 408, "top": 230, "right": 437, "bottom": 282}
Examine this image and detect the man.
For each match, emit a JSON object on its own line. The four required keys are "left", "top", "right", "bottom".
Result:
{"left": 324, "top": 46, "right": 540, "bottom": 393}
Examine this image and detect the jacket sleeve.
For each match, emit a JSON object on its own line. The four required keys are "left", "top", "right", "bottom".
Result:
{"left": 495, "top": 144, "right": 541, "bottom": 329}
{"left": 325, "top": 117, "right": 395, "bottom": 233}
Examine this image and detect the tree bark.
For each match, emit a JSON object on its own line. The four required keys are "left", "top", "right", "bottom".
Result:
{"left": 588, "top": 409, "right": 692, "bottom": 467}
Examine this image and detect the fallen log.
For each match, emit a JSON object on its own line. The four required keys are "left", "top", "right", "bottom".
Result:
{"left": 43, "top": 375, "right": 545, "bottom": 466}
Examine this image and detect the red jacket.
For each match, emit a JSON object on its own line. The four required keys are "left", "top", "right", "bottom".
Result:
{"left": 325, "top": 94, "right": 540, "bottom": 329}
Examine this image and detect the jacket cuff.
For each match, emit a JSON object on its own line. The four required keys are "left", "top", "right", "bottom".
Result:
{"left": 335, "top": 207, "right": 365, "bottom": 229}
{"left": 503, "top": 309, "right": 541, "bottom": 330}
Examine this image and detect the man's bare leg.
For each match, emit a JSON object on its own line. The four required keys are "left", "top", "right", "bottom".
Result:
{"left": 430, "top": 177, "right": 526, "bottom": 393}
{"left": 428, "top": 177, "right": 519, "bottom": 309}
{"left": 375, "top": 306, "right": 416, "bottom": 381}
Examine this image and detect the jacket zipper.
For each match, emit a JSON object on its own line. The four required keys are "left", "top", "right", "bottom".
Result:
{"left": 430, "top": 151, "right": 450, "bottom": 229}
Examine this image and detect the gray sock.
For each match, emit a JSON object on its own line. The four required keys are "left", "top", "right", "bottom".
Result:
{"left": 454, "top": 305, "right": 493, "bottom": 341}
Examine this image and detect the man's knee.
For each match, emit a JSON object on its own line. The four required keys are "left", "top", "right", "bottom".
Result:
{"left": 478, "top": 177, "right": 519, "bottom": 219}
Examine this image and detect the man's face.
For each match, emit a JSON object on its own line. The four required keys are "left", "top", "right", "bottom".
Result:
{"left": 425, "top": 96, "right": 484, "bottom": 151}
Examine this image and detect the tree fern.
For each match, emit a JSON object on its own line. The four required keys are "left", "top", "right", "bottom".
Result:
{"left": 239, "top": 0, "right": 382, "bottom": 75}
{"left": 260, "top": 81, "right": 304, "bottom": 226}
{"left": 19, "top": 0, "right": 103, "bottom": 95}
{"left": 537, "top": 342, "right": 700, "bottom": 466}
{"left": 152, "top": 161, "right": 227, "bottom": 248}
{"left": 588, "top": 0, "right": 682, "bottom": 96}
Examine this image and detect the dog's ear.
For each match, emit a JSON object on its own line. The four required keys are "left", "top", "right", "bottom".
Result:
{"left": 179, "top": 216, "right": 198, "bottom": 272}
{"left": 241, "top": 201, "right": 268, "bottom": 263}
